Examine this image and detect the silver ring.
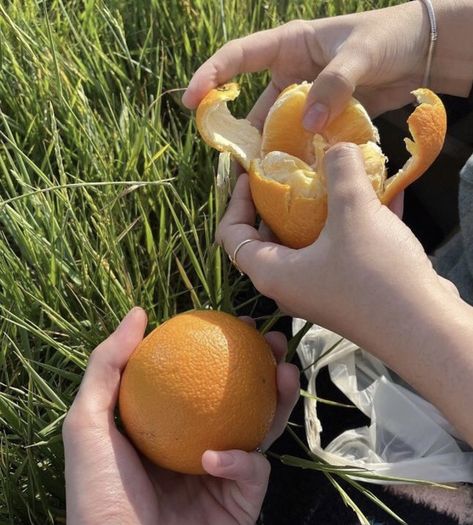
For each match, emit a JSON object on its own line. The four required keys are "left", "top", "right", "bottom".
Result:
{"left": 255, "top": 447, "right": 264, "bottom": 454}
{"left": 229, "top": 239, "right": 256, "bottom": 275}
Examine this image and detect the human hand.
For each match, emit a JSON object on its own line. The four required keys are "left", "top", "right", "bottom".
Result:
{"left": 216, "top": 143, "right": 459, "bottom": 349}
{"left": 183, "top": 1, "right": 472, "bottom": 132}
{"left": 63, "top": 308, "right": 299, "bottom": 525}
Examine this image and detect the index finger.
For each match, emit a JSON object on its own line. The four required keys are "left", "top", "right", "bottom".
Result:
{"left": 182, "top": 27, "right": 282, "bottom": 109}
{"left": 217, "top": 174, "right": 291, "bottom": 294}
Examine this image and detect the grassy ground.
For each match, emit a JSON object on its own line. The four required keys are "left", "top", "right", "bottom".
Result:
{"left": 0, "top": 0, "right": 405, "bottom": 523}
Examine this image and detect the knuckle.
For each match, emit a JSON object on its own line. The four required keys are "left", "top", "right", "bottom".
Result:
{"left": 282, "top": 19, "right": 305, "bottom": 32}
{"left": 318, "top": 67, "right": 354, "bottom": 93}
{"left": 333, "top": 181, "right": 361, "bottom": 207}
{"left": 85, "top": 345, "right": 104, "bottom": 371}
{"left": 62, "top": 402, "right": 106, "bottom": 438}
{"left": 219, "top": 39, "right": 241, "bottom": 59}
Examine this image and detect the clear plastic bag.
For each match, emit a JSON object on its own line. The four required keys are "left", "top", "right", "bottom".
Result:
{"left": 295, "top": 318, "right": 473, "bottom": 483}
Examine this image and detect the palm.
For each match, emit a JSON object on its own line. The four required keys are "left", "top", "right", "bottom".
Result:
{"left": 64, "top": 310, "right": 299, "bottom": 525}
{"left": 110, "top": 427, "right": 263, "bottom": 525}
{"left": 146, "top": 465, "right": 259, "bottom": 524}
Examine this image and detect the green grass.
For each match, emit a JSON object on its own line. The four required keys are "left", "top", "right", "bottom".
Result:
{"left": 0, "top": 0, "right": 431, "bottom": 523}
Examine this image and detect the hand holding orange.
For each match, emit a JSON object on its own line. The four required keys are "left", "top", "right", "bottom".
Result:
{"left": 196, "top": 82, "right": 446, "bottom": 248}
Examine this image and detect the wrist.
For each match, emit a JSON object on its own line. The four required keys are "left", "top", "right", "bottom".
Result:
{"left": 430, "top": 0, "right": 473, "bottom": 96}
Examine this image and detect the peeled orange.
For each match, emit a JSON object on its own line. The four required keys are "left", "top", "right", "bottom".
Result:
{"left": 196, "top": 82, "right": 447, "bottom": 248}
{"left": 119, "top": 310, "right": 277, "bottom": 475}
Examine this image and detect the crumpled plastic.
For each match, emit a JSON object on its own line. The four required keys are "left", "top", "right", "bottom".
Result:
{"left": 294, "top": 318, "right": 473, "bottom": 484}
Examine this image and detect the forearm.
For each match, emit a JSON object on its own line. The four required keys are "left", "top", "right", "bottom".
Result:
{"left": 431, "top": 0, "right": 473, "bottom": 96}
{"left": 356, "top": 287, "right": 473, "bottom": 446}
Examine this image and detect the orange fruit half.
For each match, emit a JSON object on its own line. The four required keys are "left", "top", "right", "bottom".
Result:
{"left": 196, "top": 82, "right": 447, "bottom": 249}
{"left": 119, "top": 310, "right": 277, "bottom": 475}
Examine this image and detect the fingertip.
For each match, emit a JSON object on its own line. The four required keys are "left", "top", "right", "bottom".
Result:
{"left": 117, "top": 306, "right": 148, "bottom": 334}
{"left": 234, "top": 172, "right": 250, "bottom": 192}
{"left": 202, "top": 450, "right": 237, "bottom": 475}
{"left": 277, "top": 362, "right": 301, "bottom": 393}
{"left": 203, "top": 449, "right": 270, "bottom": 484}
{"left": 181, "top": 74, "right": 212, "bottom": 109}
{"left": 323, "top": 142, "right": 364, "bottom": 176}
{"left": 305, "top": 53, "right": 368, "bottom": 132}
{"left": 239, "top": 316, "right": 257, "bottom": 327}
{"left": 181, "top": 89, "right": 195, "bottom": 109}
{"left": 201, "top": 450, "right": 221, "bottom": 473}
{"left": 264, "top": 331, "right": 288, "bottom": 362}
{"left": 129, "top": 306, "right": 148, "bottom": 322}
{"left": 325, "top": 141, "right": 361, "bottom": 160}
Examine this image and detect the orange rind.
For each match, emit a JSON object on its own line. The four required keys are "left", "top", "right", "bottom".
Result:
{"left": 196, "top": 82, "right": 447, "bottom": 248}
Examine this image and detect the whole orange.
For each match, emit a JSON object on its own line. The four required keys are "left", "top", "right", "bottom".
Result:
{"left": 119, "top": 310, "right": 277, "bottom": 475}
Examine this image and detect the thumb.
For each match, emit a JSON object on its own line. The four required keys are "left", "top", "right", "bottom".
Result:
{"left": 202, "top": 450, "right": 270, "bottom": 508}
{"left": 324, "top": 143, "right": 377, "bottom": 223}
{"left": 303, "top": 51, "right": 370, "bottom": 133}
{"left": 202, "top": 450, "right": 270, "bottom": 482}
{"left": 73, "top": 307, "right": 148, "bottom": 417}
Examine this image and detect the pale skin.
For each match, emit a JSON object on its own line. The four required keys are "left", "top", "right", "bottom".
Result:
{"left": 183, "top": 1, "right": 473, "bottom": 445}
{"left": 183, "top": 0, "right": 473, "bottom": 131}
{"left": 216, "top": 146, "right": 473, "bottom": 449}
{"left": 63, "top": 308, "right": 300, "bottom": 525}
{"left": 64, "top": 2, "right": 473, "bottom": 523}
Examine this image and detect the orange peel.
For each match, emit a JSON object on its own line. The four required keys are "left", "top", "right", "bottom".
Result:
{"left": 196, "top": 81, "right": 447, "bottom": 248}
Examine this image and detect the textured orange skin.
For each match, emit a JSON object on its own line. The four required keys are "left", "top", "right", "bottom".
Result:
{"left": 381, "top": 88, "right": 447, "bottom": 204}
{"left": 119, "top": 310, "right": 277, "bottom": 475}
{"left": 248, "top": 164, "right": 327, "bottom": 249}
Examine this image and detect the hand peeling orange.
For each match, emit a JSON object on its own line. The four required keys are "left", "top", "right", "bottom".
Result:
{"left": 196, "top": 82, "right": 446, "bottom": 248}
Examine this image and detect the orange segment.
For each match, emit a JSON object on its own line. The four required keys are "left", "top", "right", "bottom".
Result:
{"left": 381, "top": 89, "right": 447, "bottom": 204}
{"left": 261, "top": 83, "right": 315, "bottom": 164}
{"left": 323, "top": 99, "right": 379, "bottom": 145}
{"left": 261, "top": 82, "right": 379, "bottom": 166}
{"left": 260, "top": 151, "right": 324, "bottom": 199}
{"left": 359, "top": 142, "right": 387, "bottom": 196}
{"left": 196, "top": 83, "right": 261, "bottom": 171}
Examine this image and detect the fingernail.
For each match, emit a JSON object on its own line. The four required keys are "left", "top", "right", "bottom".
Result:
{"left": 303, "top": 102, "right": 328, "bottom": 132}
{"left": 118, "top": 307, "right": 142, "bottom": 328}
{"left": 181, "top": 90, "right": 190, "bottom": 106}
